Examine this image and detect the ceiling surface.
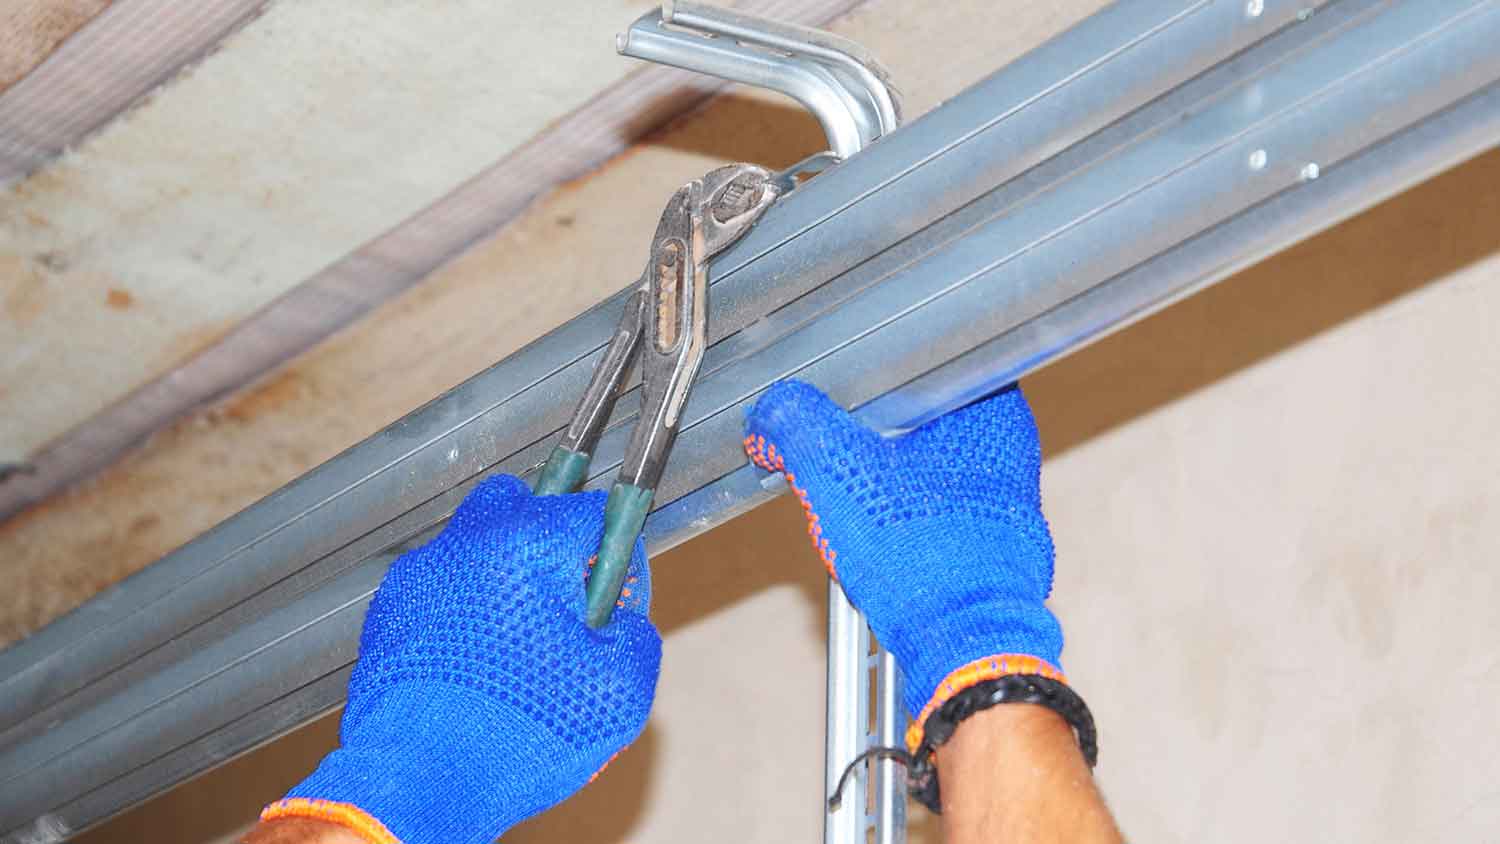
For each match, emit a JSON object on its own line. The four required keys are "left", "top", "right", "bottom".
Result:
{"left": 0, "top": 0, "right": 1105, "bottom": 644}
{"left": 0, "top": 0, "right": 855, "bottom": 514}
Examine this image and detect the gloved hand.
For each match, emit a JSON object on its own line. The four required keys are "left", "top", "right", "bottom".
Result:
{"left": 743, "top": 380, "right": 1063, "bottom": 748}
{"left": 261, "top": 475, "right": 661, "bottom": 844}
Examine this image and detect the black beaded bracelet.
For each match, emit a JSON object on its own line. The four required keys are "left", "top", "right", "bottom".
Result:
{"left": 906, "top": 674, "right": 1098, "bottom": 814}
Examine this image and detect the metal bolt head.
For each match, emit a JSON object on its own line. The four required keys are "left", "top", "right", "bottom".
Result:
{"left": 1248, "top": 149, "right": 1268, "bottom": 171}
{"left": 1300, "top": 162, "right": 1321, "bottom": 181}
{"left": 1246, "top": 0, "right": 1264, "bottom": 18}
{"left": 711, "top": 173, "right": 767, "bottom": 223}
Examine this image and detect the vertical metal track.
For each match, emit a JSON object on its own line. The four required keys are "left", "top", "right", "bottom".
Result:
{"left": 824, "top": 588, "right": 906, "bottom": 844}
{"left": 871, "top": 638, "right": 906, "bottom": 842}
{"left": 823, "top": 587, "right": 869, "bottom": 843}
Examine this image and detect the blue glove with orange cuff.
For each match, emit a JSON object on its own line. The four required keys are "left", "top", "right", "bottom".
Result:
{"left": 744, "top": 380, "right": 1064, "bottom": 752}
{"left": 261, "top": 475, "right": 661, "bottom": 844}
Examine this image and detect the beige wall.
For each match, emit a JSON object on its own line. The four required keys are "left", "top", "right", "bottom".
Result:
{"left": 79, "top": 150, "right": 1500, "bottom": 842}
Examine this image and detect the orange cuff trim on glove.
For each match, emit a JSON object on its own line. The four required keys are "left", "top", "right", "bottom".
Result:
{"left": 261, "top": 798, "right": 400, "bottom": 844}
{"left": 904, "top": 654, "right": 1067, "bottom": 753}
{"left": 744, "top": 434, "right": 838, "bottom": 578}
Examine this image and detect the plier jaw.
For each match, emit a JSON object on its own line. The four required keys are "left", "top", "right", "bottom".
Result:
{"left": 625, "top": 163, "right": 782, "bottom": 489}
{"left": 533, "top": 162, "right": 784, "bottom": 627}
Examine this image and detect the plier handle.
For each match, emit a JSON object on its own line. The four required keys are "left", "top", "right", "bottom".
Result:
{"left": 534, "top": 162, "right": 787, "bottom": 627}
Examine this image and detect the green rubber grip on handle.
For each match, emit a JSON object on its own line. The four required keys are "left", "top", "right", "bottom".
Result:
{"left": 585, "top": 481, "right": 654, "bottom": 628}
{"left": 534, "top": 445, "right": 591, "bottom": 496}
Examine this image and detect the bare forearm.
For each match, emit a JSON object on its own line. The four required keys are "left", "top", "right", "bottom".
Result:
{"left": 940, "top": 705, "right": 1122, "bottom": 844}
{"left": 241, "top": 818, "right": 367, "bottom": 844}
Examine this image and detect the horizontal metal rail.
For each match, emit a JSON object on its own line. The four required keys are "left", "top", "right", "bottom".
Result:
{"left": 1, "top": 0, "right": 1324, "bottom": 732}
{"left": 4, "top": 0, "right": 1500, "bottom": 838}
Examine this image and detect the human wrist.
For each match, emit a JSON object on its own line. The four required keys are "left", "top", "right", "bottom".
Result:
{"left": 902, "top": 671, "right": 1098, "bottom": 820}
{"left": 937, "top": 702, "right": 1119, "bottom": 843}
{"left": 946, "top": 702, "right": 1075, "bottom": 767}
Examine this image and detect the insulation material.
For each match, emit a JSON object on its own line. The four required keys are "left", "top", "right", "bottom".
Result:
{"left": 1, "top": 0, "right": 655, "bottom": 467}
{"left": 0, "top": 0, "right": 268, "bottom": 183}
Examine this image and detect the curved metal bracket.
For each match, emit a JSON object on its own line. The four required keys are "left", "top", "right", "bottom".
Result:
{"left": 617, "top": 1, "right": 903, "bottom": 159}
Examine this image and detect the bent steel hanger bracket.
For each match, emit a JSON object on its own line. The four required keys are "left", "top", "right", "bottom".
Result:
{"left": 617, "top": 0, "right": 902, "bottom": 159}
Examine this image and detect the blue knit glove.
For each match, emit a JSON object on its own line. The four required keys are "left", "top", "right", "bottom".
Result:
{"left": 744, "top": 380, "right": 1063, "bottom": 745}
{"left": 263, "top": 475, "right": 661, "bottom": 844}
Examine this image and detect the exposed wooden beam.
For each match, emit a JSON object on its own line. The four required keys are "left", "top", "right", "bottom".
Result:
{"left": 0, "top": 0, "right": 112, "bottom": 93}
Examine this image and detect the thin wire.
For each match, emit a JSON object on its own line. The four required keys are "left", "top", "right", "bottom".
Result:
{"left": 826, "top": 746, "right": 914, "bottom": 811}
